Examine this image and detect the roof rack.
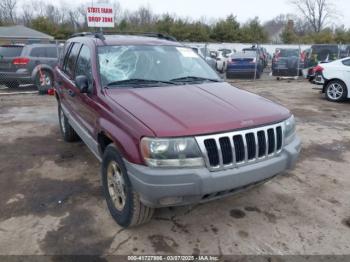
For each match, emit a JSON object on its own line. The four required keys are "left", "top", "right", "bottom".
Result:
{"left": 69, "top": 32, "right": 177, "bottom": 42}
{"left": 70, "top": 32, "right": 105, "bottom": 41}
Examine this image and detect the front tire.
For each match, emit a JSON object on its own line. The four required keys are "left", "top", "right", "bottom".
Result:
{"left": 58, "top": 103, "right": 79, "bottom": 142}
{"left": 101, "top": 144, "right": 154, "bottom": 228}
{"left": 325, "top": 80, "right": 348, "bottom": 102}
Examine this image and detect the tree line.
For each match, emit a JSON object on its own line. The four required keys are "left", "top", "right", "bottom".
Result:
{"left": 1, "top": 0, "right": 350, "bottom": 44}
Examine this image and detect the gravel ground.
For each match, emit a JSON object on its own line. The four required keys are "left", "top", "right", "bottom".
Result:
{"left": 0, "top": 78, "right": 349, "bottom": 257}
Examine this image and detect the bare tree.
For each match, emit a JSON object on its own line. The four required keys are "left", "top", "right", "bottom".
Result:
{"left": 0, "top": 0, "right": 17, "bottom": 24}
{"left": 291, "top": 0, "right": 337, "bottom": 33}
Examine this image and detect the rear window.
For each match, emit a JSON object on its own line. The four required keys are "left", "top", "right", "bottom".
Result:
{"left": 0, "top": 46, "right": 23, "bottom": 57}
{"left": 311, "top": 45, "right": 339, "bottom": 60}
{"left": 279, "top": 49, "right": 299, "bottom": 57}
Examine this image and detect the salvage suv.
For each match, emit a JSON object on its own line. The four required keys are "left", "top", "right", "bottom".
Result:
{"left": 54, "top": 33, "right": 301, "bottom": 228}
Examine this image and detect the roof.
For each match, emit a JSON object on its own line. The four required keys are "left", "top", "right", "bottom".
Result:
{"left": 0, "top": 25, "right": 54, "bottom": 40}
{"left": 70, "top": 35, "right": 180, "bottom": 47}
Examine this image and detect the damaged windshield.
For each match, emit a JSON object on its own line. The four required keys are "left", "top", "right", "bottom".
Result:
{"left": 98, "top": 45, "right": 220, "bottom": 87}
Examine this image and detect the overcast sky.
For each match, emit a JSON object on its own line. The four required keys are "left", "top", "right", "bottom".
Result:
{"left": 56, "top": 0, "right": 349, "bottom": 27}
{"left": 78, "top": 0, "right": 349, "bottom": 27}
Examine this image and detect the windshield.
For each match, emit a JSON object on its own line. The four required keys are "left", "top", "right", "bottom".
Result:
{"left": 98, "top": 45, "right": 220, "bottom": 88}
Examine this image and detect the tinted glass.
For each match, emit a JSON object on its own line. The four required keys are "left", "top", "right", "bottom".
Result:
{"left": 0, "top": 46, "right": 23, "bottom": 57}
{"left": 342, "top": 59, "right": 350, "bottom": 66}
{"left": 279, "top": 49, "right": 299, "bottom": 57}
{"left": 65, "top": 43, "right": 81, "bottom": 77}
{"left": 75, "top": 45, "right": 93, "bottom": 87}
{"left": 46, "top": 47, "right": 58, "bottom": 58}
{"left": 98, "top": 45, "right": 220, "bottom": 87}
{"left": 30, "top": 47, "right": 46, "bottom": 57}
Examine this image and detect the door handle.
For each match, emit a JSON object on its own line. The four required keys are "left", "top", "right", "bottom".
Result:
{"left": 68, "top": 89, "right": 75, "bottom": 97}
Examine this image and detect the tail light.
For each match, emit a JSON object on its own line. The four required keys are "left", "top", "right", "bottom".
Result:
{"left": 314, "top": 65, "right": 324, "bottom": 73}
{"left": 249, "top": 58, "right": 257, "bottom": 64}
{"left": 12, "top": 57, "right": 30, "bottom": 65}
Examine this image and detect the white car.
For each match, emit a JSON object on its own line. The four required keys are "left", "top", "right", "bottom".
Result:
{"left": 318, "top": 57, "right": 350, "bottom": 102}
{"left": 216, "top": 49, "right": 236, "bottom": 73}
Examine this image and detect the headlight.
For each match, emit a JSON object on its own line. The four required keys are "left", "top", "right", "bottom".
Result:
{"left": 284, "top": 115, "right": 296, "bottom": 145}
{"left": 140, "top": 137, "right": 204, "bottom": 168}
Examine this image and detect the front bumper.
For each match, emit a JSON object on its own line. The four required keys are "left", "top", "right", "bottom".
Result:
{"left": 126, "top": 135, "right": 301, "bottom": 208}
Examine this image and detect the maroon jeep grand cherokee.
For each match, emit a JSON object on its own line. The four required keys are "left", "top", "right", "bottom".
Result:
{"left": 54, "top": 33, "right": 301, "bottom": 228}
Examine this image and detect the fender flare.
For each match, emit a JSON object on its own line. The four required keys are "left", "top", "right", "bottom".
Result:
{"left": 97, "top": 118, "right": 144, "bottom": 164}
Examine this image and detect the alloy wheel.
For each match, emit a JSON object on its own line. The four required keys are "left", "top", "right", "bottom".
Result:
{"left": 107, "top": 161, "right": 126, "bottom": 211}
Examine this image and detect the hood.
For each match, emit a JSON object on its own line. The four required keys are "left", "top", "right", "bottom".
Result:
{"left": 106, "top": 82, "right": 290, "bottom": 137}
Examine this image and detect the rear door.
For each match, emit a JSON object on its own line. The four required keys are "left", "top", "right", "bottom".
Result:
{"left": 59, "top": 42, "right": 82, "bottom": 118}
{"left": 0, "top": 45, "right": 24, "bottom": 72}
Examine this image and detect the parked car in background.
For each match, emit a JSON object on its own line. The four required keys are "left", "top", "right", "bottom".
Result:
{"left": 216, "top": 48, "right": 236, "bottom": 73}
{"left": 272, "top": 48, "right": 303, "bottom": 78}
{"left": 243, "top": 46, "right": 267, "bottom": 68}
{"left": 304, "top": 44, "right": 340, "bottom": 81}
{"left": 310, "top": 57, "right": 350, "bottom": 102}
{"left": 340, "top": 45, "right": 350, "bottom": 57}
{"left": 191, "top": 46, "right": 217, "bottom": 71}
{"left": 307, "top": 64, "right": 325, "bottom": 85}
{"left": 227, "top": 51, "right": 263, "bottom": 79}
{"left": 55, "top": 32, "right": 301, "bottom": 228}
{"left": 0, "top": 43, "right": 60, "bottom": 92}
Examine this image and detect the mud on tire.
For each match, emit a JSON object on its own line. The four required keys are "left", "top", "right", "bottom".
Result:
{"left": 101, "top": 144, "right": 154, "bottom": 228}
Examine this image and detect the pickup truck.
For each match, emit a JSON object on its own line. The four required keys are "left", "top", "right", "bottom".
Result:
{"left": 54, "top": 32, "right": 301, "bottom": 228}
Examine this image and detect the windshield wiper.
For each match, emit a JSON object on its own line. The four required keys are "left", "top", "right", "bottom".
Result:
{"left": 106, "top": 78, "right": 178, "bottom": 88}
{"left": 170, "top": 76, "right": 221, "bottom": 83}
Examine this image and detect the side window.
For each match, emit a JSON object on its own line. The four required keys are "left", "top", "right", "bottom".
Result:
{"left": 342, "top": 59, "right": 350, "bottom": 66}
{"left": 60, "top": 43, "right": 70, "bottom": 68}
{"left": 30, "top": 47, "right": 46, "bottom": 57}
{"left": 75, "top": 45, "right": 93, "bottom": 88}
{"left": 64, "top": 43, "right": 81, "bottom": 78}
{"left": 46, "top": 47, "right": 58, "bottom": 58}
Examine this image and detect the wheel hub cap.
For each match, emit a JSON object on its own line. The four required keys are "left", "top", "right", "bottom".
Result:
{"left": 328, "top": 83, "right": 343, "bottom": 100}
{"left": 107, "top": 161, "right": 126, "bottom": 211}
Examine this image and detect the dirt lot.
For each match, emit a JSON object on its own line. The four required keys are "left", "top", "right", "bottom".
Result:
{"left": 0, "top": 79, "right": 350, "bottom": 256}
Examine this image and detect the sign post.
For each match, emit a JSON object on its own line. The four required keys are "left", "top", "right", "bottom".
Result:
{"left": 86, "top": 3, "right": 115, "bottom": 29}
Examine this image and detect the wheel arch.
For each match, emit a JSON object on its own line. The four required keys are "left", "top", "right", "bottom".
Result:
{"left": 322, "top": 78, "right": 347, "bottom": 93}
{"left": 96, "top": 127, "right": 143, "bottom": 164}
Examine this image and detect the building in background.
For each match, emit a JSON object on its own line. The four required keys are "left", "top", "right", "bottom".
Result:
{"left": 0, "top": 25, "right": 54, "bottom": 45}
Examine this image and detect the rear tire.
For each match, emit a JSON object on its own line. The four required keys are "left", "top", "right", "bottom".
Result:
{"left": 325, "top": 80, "right": 348, "bottom": 102}
{"left": 58, "top": 103, "right": 79, "bottom": 142}
{"left": 101, "top": 144, "right": 154, "bottom": 228}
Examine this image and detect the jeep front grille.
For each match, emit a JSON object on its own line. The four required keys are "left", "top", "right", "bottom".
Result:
{"left": 195, "top": 123, "right": 284, "bottom": 171}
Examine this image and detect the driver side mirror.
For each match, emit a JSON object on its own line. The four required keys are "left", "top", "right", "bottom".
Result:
{"left": 75, "top": 75, "right": 89, "bottom": 93}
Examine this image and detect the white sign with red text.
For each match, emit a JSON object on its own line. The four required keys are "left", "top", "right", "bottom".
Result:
{"left": 87, "top": 3, "right": 114, "bottom": 28}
